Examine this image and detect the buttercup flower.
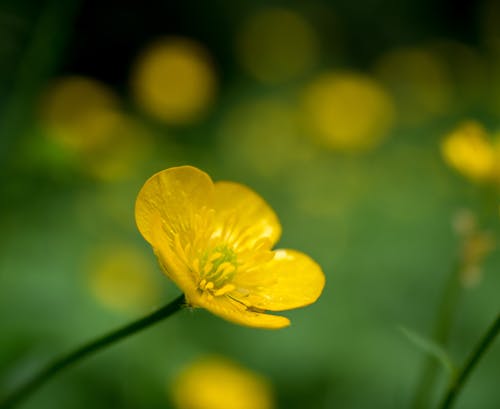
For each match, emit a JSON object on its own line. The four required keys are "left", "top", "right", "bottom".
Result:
{"left": 441, "top": 121, "right": 496, "bottom": 182}
{"left": 135, "top": 166, "right": 325, "bottom": 328}
{"left": 170, "top": 356, "right": 273, "bottom": 409}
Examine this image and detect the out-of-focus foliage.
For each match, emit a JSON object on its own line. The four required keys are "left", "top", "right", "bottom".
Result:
{"left": 217, "top": 98, "right": 315, "bottom": 176}
{"left": 236, "top": 7, "right": 320, "bottom": 84}
{"left": 373, "top": 47, "right": 453, "bottom": 124}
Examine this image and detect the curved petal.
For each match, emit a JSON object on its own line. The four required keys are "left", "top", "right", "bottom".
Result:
{"left": 151, "top": 221, "right": 198, "bottom": 295}
{"left": 188, "top": 292, "right": 290, "bottom": 329}
{"left": 135, "top": 166, "right": 214, "bottom": 245}
{"left": 233, "top": 249, "right": 325, "bottom": 311}
{"left": 212, "top": 181, "right": 282, "bottom": 248}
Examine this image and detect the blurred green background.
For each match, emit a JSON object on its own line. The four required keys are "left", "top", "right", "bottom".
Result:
{"left": 1, "top": 0, "right": 499, "bottom": 408}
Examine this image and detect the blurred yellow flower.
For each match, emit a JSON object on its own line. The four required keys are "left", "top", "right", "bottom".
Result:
{"left": 301, "top": 72, "right": 395, "bottom": 152}
{"left": 452, "top": 209, "right": 495, "bottom": 288}
{"left": 441, "top": 121, "right": 496, "bottom": 182}
{"left": 131, "top": 37, "right": 217, "bottom": 125}
{"left": 236, "top": 7, "right": 319, "bottom": 83}
{"left": 135, "top": 166, "right": 325, "bottom": 328}
{"left": 460, "top": 230, "right": 495, "bottom": 288}
{"left": 39, "top": 76, "right": 152, "bottom": 181}
{"left": 171, "top": 356, "right": 273, "bottom": 409}
{"left": 40, "top": 76, "right": 120, "bottom": 152}
{"left": 88, "top": 246, "right": 161, "bottom": 313}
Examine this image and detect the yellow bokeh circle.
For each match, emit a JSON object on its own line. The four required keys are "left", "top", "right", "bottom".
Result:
{"left": 88, "top": 246, "right": 161, "bottom": 313}
{"left": 301, "top": 72, "right": 395, "bottom": 152}
{"left": 39, "top": 75, "right": 153, "bottom": 181}
{"left": 40, "top": 76, "right": 121, "bottom": 152}
{"left": 171, "top": 356, "right": 274, "bottom": 409}
{"left": 131, "top": 37, "right": 217, "bottom": 124}
{"left": 441, "top": 121, "right": 496, "bottom": 182}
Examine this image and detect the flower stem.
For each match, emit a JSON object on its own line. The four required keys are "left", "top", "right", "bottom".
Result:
{"left": 437, "top": 312, "right": 500, "bottom": 409}
{"left": 0, "top": 294, "right": 185, "bottom": 409}
{"left": 412, "top": 263, "right": 461, "bottom": 409}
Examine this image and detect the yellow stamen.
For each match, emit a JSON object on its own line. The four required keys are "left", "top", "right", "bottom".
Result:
{"left": 214, "top": 284, "right": 236, "bottom": 296}
{"left": 222, "top": 263, "right": 237, "bottom": 277}
{"left": 208, "top": 252, "right": 223, "bottom": 262}
{"left": 203, "top": 262, "right": 213, "bottom": 274}
{"left": 215, "top": 261, "right": 234, "bottom": 276}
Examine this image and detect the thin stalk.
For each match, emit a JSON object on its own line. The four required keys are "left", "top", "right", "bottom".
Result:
{"left": 437, "top": 313, "right": 500, "bottom": 409}
{"left": 0, "top": 294, "right": 185, "bottom": 409}
{"left": 412, "top": 263, "right": 462, "bottom": 409}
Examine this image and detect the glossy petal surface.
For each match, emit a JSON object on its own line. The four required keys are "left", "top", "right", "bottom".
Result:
{"left": 213, "top": 181, "right": 282, "bottom": 248}
{"left": 234, "top": 249, "right": 325, "bottom": 311}
{"left": 135, "top": 166, "right": 214, "bottom": 244}
{"left": 189, "top": 292, "right": 291, "bottom": 329}
{"left": 135, "top": 165, "right": 325, "bottom": 329}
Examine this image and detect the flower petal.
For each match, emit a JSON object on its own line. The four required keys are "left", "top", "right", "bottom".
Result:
{"left": 233, "top": 249, "right": 325, "bottom": 311}
{"left": 151, "top": 221, "right": 198, "bottom": 296}
{"left": 135, "top": 166, "right": 214, "bottom": 245}
{"left": 212, "top": 181, "right": 282, "bottom": 248}
{"left": 188, "top": 292, "right": 290, "bottom": 329}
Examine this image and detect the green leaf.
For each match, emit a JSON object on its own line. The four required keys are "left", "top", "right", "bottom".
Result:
{"left": 398, "top": 326, "right": 455, "bottom": 374}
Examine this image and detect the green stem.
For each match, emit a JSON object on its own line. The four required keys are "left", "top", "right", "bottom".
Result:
{"left": 412, "top": 263, "right": 462, "bottom": 409}
{"left": 0, "top": 294, "right": 185, "bottom": 409}
{"left": 437, "top": 312, "right": 500, "bottom": 409}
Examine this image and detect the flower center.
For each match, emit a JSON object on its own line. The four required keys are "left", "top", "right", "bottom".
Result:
{"left": 197, "top": 245, "right": 237, "bottom": 297}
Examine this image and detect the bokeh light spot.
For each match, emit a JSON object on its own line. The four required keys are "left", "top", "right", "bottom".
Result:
{"left": 38, "top": 76, "right": 154, "bottom": 181}
{"left": 88, "top": 246, "right": 162, "bottom": 313}
{"left": 39, "top": 76, "right": 120, "bottom": 152}
{"left": 131, "top": 37, "right": 217, "bottom": 125}
{"left": 300, "top": 72, "right": 395, "bottom": 152}
{"left": 441, "top": 120, "right": 496, "bottom": 182}
{"left": 170, "top": 356, "right": 274, "bottom": 409}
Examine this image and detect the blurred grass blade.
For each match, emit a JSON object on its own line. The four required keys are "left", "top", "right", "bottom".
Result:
{"left": 0, "top": 0, "right": 80, "bottom": 161}
{"left": 399, "top": 326, "right": 455, "bottom": 374}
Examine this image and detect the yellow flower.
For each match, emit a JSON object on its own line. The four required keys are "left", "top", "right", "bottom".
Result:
{"left": 87, "top": 245, "right": 161, "bottom": 313}
{"left": 135, "top": 166, "right": 325, "bottom": 328}
{"left": 130, "top": 37, "right": 217, "bottom": 125}
{"left": 301, "top": 72, "right": 395, "bottom": 152}
{"left": 441, "top": 121, "right": 496, "bottom": 182}
{"left": 170, "top": 356, "right": 274, "bottom": 409}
